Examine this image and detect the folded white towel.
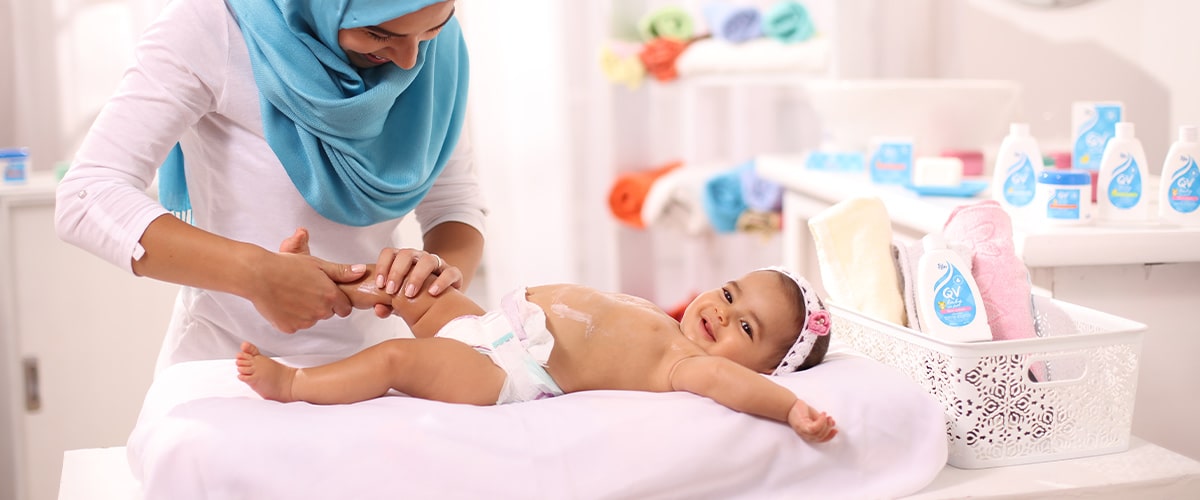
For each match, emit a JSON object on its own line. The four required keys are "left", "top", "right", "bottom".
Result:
{"left": 641, "top": 167, "right": 720, "bottom": 235}
{"left": 808, "top": 197, "right": 905, "bottom": 325}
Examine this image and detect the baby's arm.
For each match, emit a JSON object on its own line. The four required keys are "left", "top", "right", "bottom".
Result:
{"left": 338, "top": 265, "right": 485, "bottom": 338}
{"left": 669, "top": 356, "right": 837, "bottom": 443}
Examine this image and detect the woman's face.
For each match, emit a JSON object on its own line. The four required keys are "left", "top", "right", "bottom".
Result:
{"left": 337, "top": 1, "right": 456, "bottom": 70}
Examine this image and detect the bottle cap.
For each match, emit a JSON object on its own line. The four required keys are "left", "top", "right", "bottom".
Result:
{"left": 1009, "top": 123, "right": 1030, "bottom": 136}
{"left": 1181, "top": 126, "right": 1198, "bottom": 143}
{"left": 1037, "top": 170, "right": 1091, "bottom": 185}
{"left": 921, "top": 233, "right": 948, "bottom": 253}
{"left": 1114, "top": 122, "right": 1135, "bottom": 139}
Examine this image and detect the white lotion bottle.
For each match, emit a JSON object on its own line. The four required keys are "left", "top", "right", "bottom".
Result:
{"left": 915, "top": 234, "right": 992, "bottom": 343}
{"left": 1158, "top": 125, "right": 1200, "bottom": 226}
{"left": 1097, "top": 122, "right": 1150, "bottom": 223}
{"left": 992, "top": 123, "right": 1042, "bottom": 216}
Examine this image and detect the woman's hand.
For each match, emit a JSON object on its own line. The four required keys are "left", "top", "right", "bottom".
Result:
{"left": 245, "top": 228, "right": 367, "bottom": 333}
{"left": 787, "top": 399, "right": 838, "bottom": 443}
{"left": 371, "top": 246, "right": 463, "bottom": 318}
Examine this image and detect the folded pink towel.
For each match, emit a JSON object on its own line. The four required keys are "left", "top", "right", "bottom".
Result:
{"left": 941, "top": 200, "right": 1036, "bottom": 342}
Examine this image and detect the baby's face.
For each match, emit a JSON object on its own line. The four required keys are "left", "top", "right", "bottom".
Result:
{"left": 679, "top": 270, "right": 802, "bottom": 373}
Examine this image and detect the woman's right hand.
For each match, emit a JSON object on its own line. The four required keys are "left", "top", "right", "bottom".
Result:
{"left": 245, "top": 228, "right": 367, "bottom": 333}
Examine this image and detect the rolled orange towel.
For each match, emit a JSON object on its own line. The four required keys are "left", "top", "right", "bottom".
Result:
{"left": 639, "top": 38, "right": 690, "bottom": 82}
{"left": 608, "top": 161, "right": 684, "bottom": 228}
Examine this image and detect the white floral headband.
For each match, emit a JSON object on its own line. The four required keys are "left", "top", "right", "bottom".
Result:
{"left": 763, "top": 266, "right": 831, "bottom": 375}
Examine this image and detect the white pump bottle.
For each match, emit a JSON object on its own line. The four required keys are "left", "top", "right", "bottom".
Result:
{"left": 1158, "top": 126, "right": 1200, "bottom": 226}
{"left": 1096, "top": 122, "right": 1150, "bottom": 224}
{"left": 992, "top": 123, "right": 1042, "bottom": 217}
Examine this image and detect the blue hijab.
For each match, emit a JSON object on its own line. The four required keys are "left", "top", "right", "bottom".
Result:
{"left": 167, "top": 0, "right": 468, "bottom": 226}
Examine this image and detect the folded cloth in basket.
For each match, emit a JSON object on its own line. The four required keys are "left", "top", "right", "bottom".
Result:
{"left": 127, "top": 353, "right": 948, "bottom": 499}
{"left": 809, "top": 197, "right": 906, "bottom": 326}
{"left": 942, "top": 200, "right": 1037, "bottom": 342}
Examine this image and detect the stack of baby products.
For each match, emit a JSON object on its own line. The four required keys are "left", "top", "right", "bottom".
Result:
{"left": 806, "top": 196, "right": 1147, "bottom": 469}
{"left": 993, "top": 102, "right": 1200, "bottom": 228}
{"left": 807, "top": 197, "right": 1037, "bottom": 346}
{"left": 599, "top": 0, "right": 826, "bottom": 89}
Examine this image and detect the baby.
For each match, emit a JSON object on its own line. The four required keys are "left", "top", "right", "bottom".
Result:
{"left": 237, "top": 261, "right": 837, "bottom": 442}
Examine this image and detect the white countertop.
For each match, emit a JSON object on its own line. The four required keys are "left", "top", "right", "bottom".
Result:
{"left": 905, "top": 437, "right": 1200, "bottom": 499}
{"left": 756, "top": 154, "right": 1200, "bottom": 267}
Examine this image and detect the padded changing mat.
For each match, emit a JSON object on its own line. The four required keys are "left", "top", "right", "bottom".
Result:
{"left": 127, "top": 351, "right": 947, "bottom": 499}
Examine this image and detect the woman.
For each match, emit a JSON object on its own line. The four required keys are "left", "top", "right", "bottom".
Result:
{"left": 55, "top": 0, "right": 484, "bottom": 372}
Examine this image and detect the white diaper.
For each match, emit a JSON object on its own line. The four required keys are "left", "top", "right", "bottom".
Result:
{"left": 436, "top": 288, "right": 563, "bottom": 404}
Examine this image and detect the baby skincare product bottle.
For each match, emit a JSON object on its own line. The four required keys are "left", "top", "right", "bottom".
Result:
{"left": 1097, "top": 122, "right": 1150, "bottom": 223}
{"left": 992, "top": 123, "right": 1042, "bottom": 215}
{"left": 915, "top": 234, "right": 992, "bottom": 343}
{"left": 1158, "top": 125, "right": 1200, "bottom": 226}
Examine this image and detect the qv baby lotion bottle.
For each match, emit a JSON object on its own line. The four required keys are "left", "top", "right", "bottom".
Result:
{"left": 916, "top": 234, "right": 992, "bottom": 343}
{"left": 992, "top": 123, "right": 1042, "bottom": 217}
{"left": 1159, "top": 126, "right": 1200, "bottom": 226}
{"left": 1097, "top": 122, "right": 1150, "bottom": 224}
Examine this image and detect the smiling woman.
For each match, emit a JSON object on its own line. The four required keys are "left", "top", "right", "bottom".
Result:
{"left": 55, "top": 0, "right": 484, "bottom": 373}
{"left": 338, "top": 2, "right": 457, "bottom": 69}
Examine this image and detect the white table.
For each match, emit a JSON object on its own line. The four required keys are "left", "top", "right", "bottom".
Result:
{"left": 61, "top": 439, "right": 1200, "bottom": 499}
{"left": 755, "top": 155, "right": 1200, "bottom": 462}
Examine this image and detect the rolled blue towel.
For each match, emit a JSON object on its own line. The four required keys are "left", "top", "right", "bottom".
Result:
{"left": 702, "top": 162, "right": 751, "bottom": 233}
{"left": 763, "top": 0, "right": 815, "bottom": 44}
{"left": 739, "top": 160, "right": 783, "bottom": 212}
{"left": 703, "top": 3, "right": 762, "bottom": 43}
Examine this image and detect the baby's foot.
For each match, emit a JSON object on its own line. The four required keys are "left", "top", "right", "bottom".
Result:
{"left": 236, "top": 342, "right": 297, "bottom": 402}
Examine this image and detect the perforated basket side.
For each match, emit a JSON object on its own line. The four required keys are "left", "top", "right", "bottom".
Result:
{"left": 831, "top": 300, "right": 1143, "bottom": 469}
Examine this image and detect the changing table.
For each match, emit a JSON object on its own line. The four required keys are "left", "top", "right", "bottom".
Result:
{"left": 60, "top": 438, "right": 1200, "bottom": 499}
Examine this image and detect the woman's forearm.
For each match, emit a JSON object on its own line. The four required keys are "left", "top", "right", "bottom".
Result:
{"left": 131, "top": 213, "right": 268, "bottom": 296}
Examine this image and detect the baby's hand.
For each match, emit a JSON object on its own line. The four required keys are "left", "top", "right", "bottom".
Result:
{"left": 787, "top": 399, "right": 838, "bottom": 443}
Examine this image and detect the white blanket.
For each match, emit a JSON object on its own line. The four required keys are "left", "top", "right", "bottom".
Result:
{"left": 127, "top": 352, "right": 947, "bottom": 499}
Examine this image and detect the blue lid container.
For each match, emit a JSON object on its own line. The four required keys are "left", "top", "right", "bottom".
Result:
{"left": 0, "top": 147, "right": 29, "bottom": 159}
{"left": 1037, "top": 170, "right": 1091, "bottom": 185}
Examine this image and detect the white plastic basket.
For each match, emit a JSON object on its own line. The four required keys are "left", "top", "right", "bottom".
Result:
{"left": 831, "top": 295, "right": 1145, "bottom": 469}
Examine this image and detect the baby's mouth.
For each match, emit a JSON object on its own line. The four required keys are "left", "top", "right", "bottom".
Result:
{"left": 701, "top": 317, "right": 715, "bottom": 342}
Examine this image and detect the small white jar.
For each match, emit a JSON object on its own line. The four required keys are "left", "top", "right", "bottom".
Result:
{"left": 1035, "top": 170, "right": 1093, "bottom": 225}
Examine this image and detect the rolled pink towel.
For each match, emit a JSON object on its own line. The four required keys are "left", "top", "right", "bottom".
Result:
{"left": 941, "top": 200, "right": 1036, "bottom": 342}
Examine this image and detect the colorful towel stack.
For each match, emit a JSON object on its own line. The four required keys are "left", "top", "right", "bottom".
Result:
{"left": 608, "top": 159, "right": 784, "bottom": 236}
{"left": 601, "top": 0, "right": 818, "bottom": 86}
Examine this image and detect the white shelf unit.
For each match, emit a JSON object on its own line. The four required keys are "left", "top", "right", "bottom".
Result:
{"left": 0, "top": 173, "right": 179, "bottom": 500}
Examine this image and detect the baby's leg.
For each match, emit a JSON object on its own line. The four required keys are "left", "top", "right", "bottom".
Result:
{"left": 339, "top": 268, "right": 486, "bottom": 338}
{"left": 237, "top": 339, "right": 505, "bottom": 406}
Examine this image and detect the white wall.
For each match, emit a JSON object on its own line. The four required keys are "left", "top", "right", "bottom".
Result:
{"left": 935, "top": 0, "right": 1199, "bottom": 172}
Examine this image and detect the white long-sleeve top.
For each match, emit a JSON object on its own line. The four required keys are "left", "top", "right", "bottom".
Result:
{"left": 55, "top": 0, "right": 486, "bottom": 371}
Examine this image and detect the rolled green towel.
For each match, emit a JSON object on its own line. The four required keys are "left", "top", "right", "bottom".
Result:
{"left": 763, "top": 0, "right": 815, "bottom": 44}
{"left": 638, "top": 6, "right": 694, "bottom": 42}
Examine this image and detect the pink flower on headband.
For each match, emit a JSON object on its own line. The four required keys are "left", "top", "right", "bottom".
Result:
{"left": 807, "top": 310, "right": 831, "bottom": 336}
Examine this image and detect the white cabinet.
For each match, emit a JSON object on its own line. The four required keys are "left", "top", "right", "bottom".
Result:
{"left": 1, "top": 173, "right": 178, "bottom": 500}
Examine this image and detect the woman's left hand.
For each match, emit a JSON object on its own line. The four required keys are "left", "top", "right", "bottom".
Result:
{"left": 372, "top": 247, "right": 463, "bottom": 317}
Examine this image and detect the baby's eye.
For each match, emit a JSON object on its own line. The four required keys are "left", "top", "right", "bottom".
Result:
{"left": 740, "top": 320, "right": 753, "bottom": 338}
{"left": 723, "top": 288, "right": 732, "bottom": 303}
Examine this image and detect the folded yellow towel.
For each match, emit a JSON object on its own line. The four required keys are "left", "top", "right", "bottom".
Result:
{"left": 808, "top": 197, "right": 906, "bottom": 325}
